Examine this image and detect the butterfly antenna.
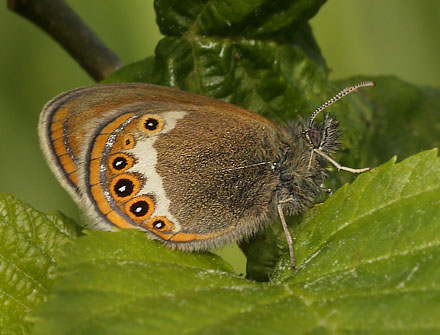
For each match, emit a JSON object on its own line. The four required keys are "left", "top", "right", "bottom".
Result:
{"left": 307, "top": 81, "right": 375, "bottom": 128}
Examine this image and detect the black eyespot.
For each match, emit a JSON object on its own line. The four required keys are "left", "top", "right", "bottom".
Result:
{"left": 125, "top": 138, "right": 131, "bottom": 145}
{"left": 113, "top": 178, "right": 134, "bottom": 197}
{"left": 144, "top": 118, "right": 159, "bottom": 131}
{"left": 153, "top": 219, "right": 165, "bottom": 230}
{"left": 112, "top": 156, "right": 128, "bottom": 170}
{"left": 129, "top": 200, "right": 149, "bottom": 217}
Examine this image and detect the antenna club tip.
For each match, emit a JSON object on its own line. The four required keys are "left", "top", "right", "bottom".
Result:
{"left": 358, "top": 80, "right": 376, "bottom": 88}
{"left": 361, "top": 80, "right": 376, "bottom": 87}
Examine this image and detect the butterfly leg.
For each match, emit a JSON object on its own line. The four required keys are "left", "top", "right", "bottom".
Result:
{"left": 307, "top": 150, "right": 315, "bottom": 170}
{"left": 277, "top": 198, "right": 295, "bottom": 270}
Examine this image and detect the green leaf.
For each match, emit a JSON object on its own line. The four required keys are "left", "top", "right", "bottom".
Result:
{"left": 154, "top": 0, "right": 326, "bottom": 38}
{"left": 32, "top": 230, "right": 244, "bottom": 335}
{"left": 32, "top": 150, "right": 440, "bottom": 334}
{"left": 276, "top": 149, "right": 440, "bottom": 279}
{"left": 0, "top": 193, "right": 81, "bottom": 335}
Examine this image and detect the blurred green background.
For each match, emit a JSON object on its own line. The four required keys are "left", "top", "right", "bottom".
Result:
{"left": 1, "top": 1, "right": 439, "bottom": 271}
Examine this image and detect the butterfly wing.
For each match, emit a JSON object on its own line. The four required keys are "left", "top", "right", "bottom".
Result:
{"left": 40, "top": 83, "right": 281, "bottom": 248}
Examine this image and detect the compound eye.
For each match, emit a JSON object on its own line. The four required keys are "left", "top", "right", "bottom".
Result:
{"left": 305, "top": 129, "right": 322, "bottom": 149}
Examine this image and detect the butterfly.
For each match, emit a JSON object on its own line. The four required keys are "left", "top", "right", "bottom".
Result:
{"left": 39, "top": 81, "right": 374, "bottom": 269}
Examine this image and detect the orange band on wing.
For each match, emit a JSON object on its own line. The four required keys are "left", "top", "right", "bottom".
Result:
{"left": 89, "top": 113, "right": 135, "bottom": 161}
{"left": 90, "top": 185, "right": 109, "bottom": 213}
{"left": 101, "top": 113, "right": 135, "bottom": 134}
{"left": 50, "top": 122, "right": 64, "bottom": 141}
{"left": 58, "top": 154, "right": 77, "bottom": 174}
{"left": 89, "top": 159, "right": 101, "bottom": 185}
{"left": 88, "top": 112, "right": 137, "bottom": 229}
{"left": 52, "top": 107, "right": 69, "bottom": 122}
{"left": 68, "top": 171, "right": 79, "bottom": 186}
{"left": 90, "top": 184, "right": 133, "bottom": 229}
{"left": 49, "top": 108, "right": 79, "bottom": 187}
{"left": 106, "top": 211, "right": 133, "bottom": 229}
{"left": 146, "top": 217, "right": 234, "bottom": 243}
{"left": 53, "top": 138, "right": 67, "bottom": 155}
{"left": 170, "top": 228, "right": 234, "bottom": 242}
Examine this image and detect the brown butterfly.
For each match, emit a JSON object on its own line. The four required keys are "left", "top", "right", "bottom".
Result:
{"left": 39, "top": 81, "right": 374, "bottom": 269}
